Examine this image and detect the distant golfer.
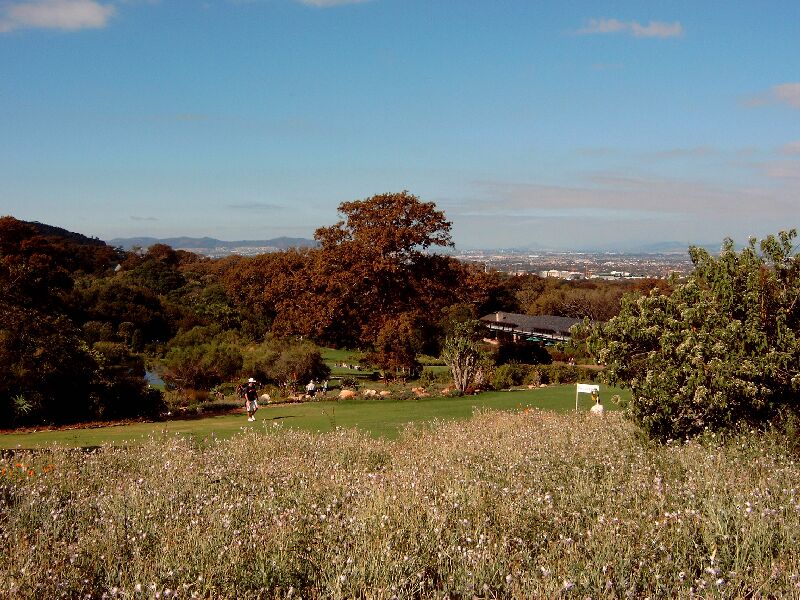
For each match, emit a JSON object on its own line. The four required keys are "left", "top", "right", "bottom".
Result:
{"left": 590, "top": 390, "right": 604, "bottom": 417}
{"left": 244, "top": 377, "right": 259, "bottom": 421}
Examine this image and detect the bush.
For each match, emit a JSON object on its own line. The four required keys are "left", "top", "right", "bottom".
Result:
{"left": 391, "top": 389, "right": 416, "bottom": 401}
{"left": 534, "top": 365, "right": 598, "bottom": 385}
{"left": 417, "top": 369, "right": 452, "bottom": 387}
{"left": 490, "top": 363, "right": 531, "bottom": 390}
{"left": 244, "top": 337, "right": 331, "bottom": 392}
{"left": 523, "top": 368, "right": 542, "bottom": 387}
{"left": 339, "top": 376, "right": 360, "bottom": 390}
{"left": 90, "top": 342, "right": 166, "bottom": 420}
{"left": 587, "top": 231, "right": 800, "bottom": 440}
{"left": 163, "top": 341, "right": 244, "bottom": 390}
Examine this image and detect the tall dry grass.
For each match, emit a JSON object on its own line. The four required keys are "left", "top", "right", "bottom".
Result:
{"left": 1, "top": 411, "right": 798, "bottom": 598}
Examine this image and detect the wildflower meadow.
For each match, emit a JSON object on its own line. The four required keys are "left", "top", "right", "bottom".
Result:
{"left": 2, "top": 410, "right": 799, "bottom": 598}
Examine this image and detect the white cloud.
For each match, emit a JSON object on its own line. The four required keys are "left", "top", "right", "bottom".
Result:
{"left": 744, "top": 82, "right": 800, "bottom": 110}
{"left": 445, "top": 163, "right": 800, "bottom": 248}
{"left": 454, "top": 172, "right": 797, "bottom": 223}
{"left": 781, "top": 141, "right": 800, "bottom": 155}
{"left": 773, "top": 83, "right": 800, "bottom": 109}
{"left": 760, "top": 160, "right": 800, "bottom": 180}
{"left": 0, "top": 0, "right": 115, "bottom": 32}
{"left": 577, "top": 18, "right": 683, "bottom": 39}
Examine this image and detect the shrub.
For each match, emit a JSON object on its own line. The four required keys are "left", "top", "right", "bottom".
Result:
{"left": 339, "top": 376, "right": 360, "bottom": 390}
{"left": 586, "top": 230, "right": 800, "bottom": 439}
{"left": 235, "top": 337, "right": 331, "bottom": 394}
{"left": 494, "top": 341, "right": 552, "bottom": 365}
{"left": 490, "top": 363, "right": 530, "bottom": 390}
{"left": 417, "top": 369, "right": 452, "bottom": 387}
{"left": 391, "top": 389, "right": 416, "bottom": 401}
{"left": 163, "top": 341, "right": 244, "bottom": 390}
{"left": 523, "top": 368, "right": 542, "bottom": 387}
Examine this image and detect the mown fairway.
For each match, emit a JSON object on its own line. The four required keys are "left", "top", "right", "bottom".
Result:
{"left": 0, "top": 384, "right": 627, "bottom": 449}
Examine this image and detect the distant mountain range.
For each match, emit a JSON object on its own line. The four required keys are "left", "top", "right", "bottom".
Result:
{"left": 19, "top": 218, "right": 719, "bottom": 256}
{"left": 109, "top": 236, "right": 318, "bottom": 252}
{"left": 110, "top": 235, "right": 722, "bottom": 255}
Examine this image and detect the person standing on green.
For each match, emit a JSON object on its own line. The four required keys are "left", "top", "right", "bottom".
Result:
{"left": 244, "top": 377, "right": 259, "bottom": 421}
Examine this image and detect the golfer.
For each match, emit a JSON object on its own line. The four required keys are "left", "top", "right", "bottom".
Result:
{"left": 244, "top": 377, "right": 259, "bottom": 421}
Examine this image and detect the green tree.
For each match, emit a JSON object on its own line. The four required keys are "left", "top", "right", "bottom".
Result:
{"left": 441, "top": 321, "right": 490, "bottom": 393}
{"left": 162, "top": 326, "right": 244, "bottom": 389}
{"left": 368, "top": 312, "right": 424, "bottom": 379}
{"left": 242, "top": 338, "right": 330, "bottom": 393}
{"left": 0, "top": 306, "right": 96, "bottom": 426}
{"left": 0, "top": 217, "right": 163, "bottom": 426}
{"left": 75, "top": 278, "right": 172, "bottom": 347}
{"left": 123, "top": 243, "right": 186, "bottom": 296}
{"left": 585, "top": 231, "right": 800, "bottom": 440}
{"left": 89, "top": 342, "right": 165, "bottom": 419}
{"left": 0, "top": 218, "right": 94, "bottom": 425}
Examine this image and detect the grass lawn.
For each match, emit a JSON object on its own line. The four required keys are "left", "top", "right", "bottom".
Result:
{"left": 0, "top": 384, "right": 629, "bottom": 449}
{"left": 321, "top": 348, "right": 380, "bottom": 378}
{"left": 320, "top": 348, "right": 363, "bottom": 363}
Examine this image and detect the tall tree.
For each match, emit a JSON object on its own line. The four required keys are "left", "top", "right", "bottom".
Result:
{"left": 306, "top": 191, "right": 458, "bottom": 348}
{"left": 368, "top": 312, "right": 424, "bottom": 379}
{"left": 441, "top": 320, "right": 489, "bottom": 393}
{"left": 314, "top": 190, "right": 453, "bottom": 259}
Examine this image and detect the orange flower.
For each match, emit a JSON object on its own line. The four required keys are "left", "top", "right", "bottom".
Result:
{"left": 27, "top": 469, "right": 35, "bottom": 477}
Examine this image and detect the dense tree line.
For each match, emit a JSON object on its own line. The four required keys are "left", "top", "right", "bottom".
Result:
{"left": 0, "top": 217, "right": 161, "bottom": 426}
{"left": 2, "top": 192, "right": 656, "bottom": 427}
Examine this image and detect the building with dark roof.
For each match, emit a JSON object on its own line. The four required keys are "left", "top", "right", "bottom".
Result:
{"left": 479, "top": 311, "right": 581, "bottom": 343}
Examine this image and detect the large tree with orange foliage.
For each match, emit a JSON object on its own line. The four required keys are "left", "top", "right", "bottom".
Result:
{"left": 307, "top": 191, "right": 460, "bottom": 350}
{"left": 222, "top": 192, "right": 466, "bottom": 356}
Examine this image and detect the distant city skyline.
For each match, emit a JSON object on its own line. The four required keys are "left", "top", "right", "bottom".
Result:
{"left": 2, "top": 0, "right": 799, "bottom": 249}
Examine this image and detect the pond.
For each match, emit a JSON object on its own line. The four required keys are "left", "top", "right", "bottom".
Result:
{"left": 144, "top": 370, "right": 165, "bottom": 387}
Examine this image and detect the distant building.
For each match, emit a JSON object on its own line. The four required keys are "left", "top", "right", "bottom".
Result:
{"left": 479, "top": 311, "right": 582, "bottom": 343}
{"left": 540, "top": 269, "right": 585, "bottom": 280}
{"left": 591, "top": 270, "right": 632, "bottom": 280}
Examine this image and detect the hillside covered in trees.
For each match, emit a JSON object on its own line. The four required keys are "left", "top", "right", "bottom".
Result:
{"left": 5, "top": 191, "right": 765, "bottom": 435}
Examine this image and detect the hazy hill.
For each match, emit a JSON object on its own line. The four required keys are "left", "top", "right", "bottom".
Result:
{"left": 26, "top": 221, "right": 110, "bottom": 248}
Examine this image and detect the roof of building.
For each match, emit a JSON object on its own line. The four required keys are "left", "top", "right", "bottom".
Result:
{"left": 479, "top": 311, "right": 582, "bottom": 335}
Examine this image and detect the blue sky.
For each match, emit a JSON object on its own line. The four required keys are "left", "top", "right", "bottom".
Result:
{"left": 2, "top": 0, "right": 799, "bottom": 250}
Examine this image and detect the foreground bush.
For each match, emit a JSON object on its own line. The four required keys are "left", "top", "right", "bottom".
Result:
{"left": 586, "top": 230, "right": 800, "bottom": 440}
{"left": 2, "top": 412, "right": 799, "bottom": 598}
